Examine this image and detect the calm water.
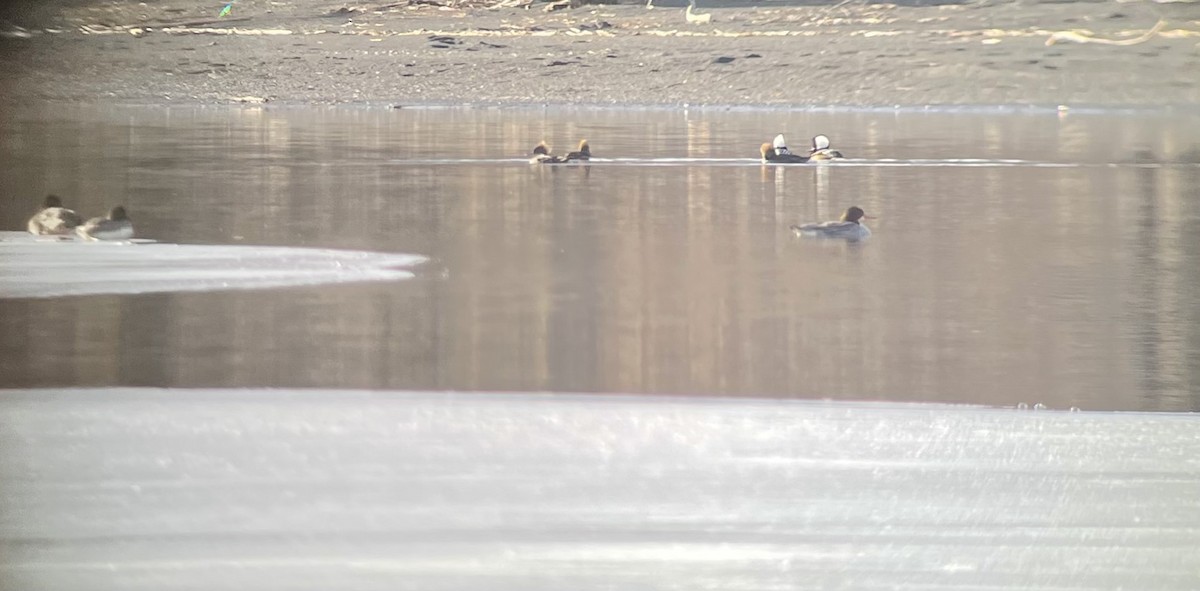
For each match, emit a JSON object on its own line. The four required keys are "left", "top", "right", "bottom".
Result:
{"left": 1, "top": 105, "right": 1198, "bottom": 411}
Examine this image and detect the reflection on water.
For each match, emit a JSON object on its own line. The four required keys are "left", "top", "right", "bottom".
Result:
{"left": 0, "top": 105, "right": 1197, "bottom": 411}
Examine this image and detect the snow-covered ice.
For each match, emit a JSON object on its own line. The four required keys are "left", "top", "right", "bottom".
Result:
{"left": 0, "top": 232, "right": 425, "bottom": 298}
{"left": 0, "top": 388, "right": 1197, "bottom": 590}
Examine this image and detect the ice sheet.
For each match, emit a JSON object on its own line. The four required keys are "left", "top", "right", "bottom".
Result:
{"left": 0, "top": 232, "right": 425, "bottom": 298}
{"left": 0, "top": 388, "right": 1197, "bottom": 590}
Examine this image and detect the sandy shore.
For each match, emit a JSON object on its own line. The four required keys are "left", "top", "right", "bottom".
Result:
{"left": 0, "top": 0, "right": 1198, "bottom": 108}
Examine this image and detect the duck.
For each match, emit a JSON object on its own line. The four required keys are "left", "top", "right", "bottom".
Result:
{"left": 76, "top": 206, "right": 134, "bottom": 241}
{"left": 530, "top": 141, "right": 564, "bottom": 164}
{"left": 772, "top": 133, "right": 796, "bottom": 155}
{"left": 808, "top": 134, "right": 845, "bottom": 160}
{"left": 789, "top": 206, "right": 872, "bottom": 241}
{"left": 760, "top": 134, "right": 809, "bottom": 163}
{"left": 27, "top": 194, "right": 83, "bottom": 236}
{"left": 563, "top": 139, "right": 591, "bottom": 162}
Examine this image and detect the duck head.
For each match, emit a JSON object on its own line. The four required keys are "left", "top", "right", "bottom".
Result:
{"left": 840, "top": 206, "right": 868, "bottom": 224}
{"left": 532, "top": 142, "right": 551, "bottom": 156}
{"left": 772, "top": 134, "right": 788, "bottom": 151}
{"left": 109, "top": 206, "right": 129, "bottom": 221}
{"left": 760, "top": 143, "right": 774, "bottom": 160}
{"left": 576, "top": 139, "right": 590, "bottom": 156}
{"left": 43, "top": 194, "right": 64, "bottom": 208}
{"left": 812, "top": 134, "right": 832, "bottom": 151}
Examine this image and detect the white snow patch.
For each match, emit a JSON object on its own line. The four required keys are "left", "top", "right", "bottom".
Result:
{"left": 0, "top": 231, "right": 425, "bottom": 298}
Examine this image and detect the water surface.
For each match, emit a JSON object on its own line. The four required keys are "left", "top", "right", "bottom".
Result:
{"left": 1, "top": 104, "right": 1198, "bottom": 410}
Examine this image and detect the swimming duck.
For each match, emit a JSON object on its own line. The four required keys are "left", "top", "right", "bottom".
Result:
{"left": 808, "top": 134, "right": 845, "bottom": 160}
{"left": 563, "top": 139, "right": 591, "bottom": 162}
{"left": 760, "top": 135, "right": 809, "bottom": 163}
{"left": 27, "top": 194, "right": 83, "bottom": 236}
{"left": 789, "top": 206, "right": 872, "bottom": 241}
{"left": 773, "top": 133, "right": 795, "bottom": 155}
{"left": 76, "top": 206, "right": 134, "bottom": 241}
{"left": 530, "top": 141, "right": 564, "bottom": 164}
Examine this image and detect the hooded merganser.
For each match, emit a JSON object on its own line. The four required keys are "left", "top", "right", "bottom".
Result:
{"left": 530, "top": 141, "right": 565, "bottom": 164}
{"left": 76, "top": 206, "right": 134, "bottom": 241}
{"left": 760, "top": 136, "right": 809, "bottom": 163}
{"left": 808, "top": 134, "right": 845, "bottom": 160}
{"left": 789, "top": 206, "right": 872, "bottom": 241}
{"left": 563, "top": 139, "right": 591, "bottom": 161}
{"left": 27, "top": 194, "right": 83, "bottom": 236}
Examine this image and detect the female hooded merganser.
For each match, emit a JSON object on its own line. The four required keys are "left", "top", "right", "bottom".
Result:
{"left": 530, "top": 141, "right": 564, "bottom": 164}
{"left": 563, "top": 139, "right": 591, "bottom": 161}
{"left": 808, "top": 134, "right": 845, "bottom": 160}
{"left": 76, "top": 206, "right": 134, "bottom": 241}
{"left": 789, "top": 206, "right": 872, "bottom": 241}
{"left": 27, "top": 194, "right": 83, "bottom": 235}
{"left": 760, "top": 134, "right": 809, "bottom": 163}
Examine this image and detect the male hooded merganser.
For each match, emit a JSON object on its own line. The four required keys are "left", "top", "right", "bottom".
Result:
{"left": 789, "top": 206, "right": 872, "bottom": 241}
{"left": 772, "top": 133, "right": 794, "bottom": 155}
{"left": 760, "top": 135, "right": 809, "bottom": 163}
{"left": 76, "top": 206, "right": 134, "bottom": 241}
{"left": 808, "top": 134, "right": 845, "bottom": 160}
{"left": 530, "top": 141, "right": 564, "bottom": 164}
{"left": 563, "top": 139, "right": 591, "bottom": 161}
{"left": 27, "top": 194, "right": 83, "bottom": 235}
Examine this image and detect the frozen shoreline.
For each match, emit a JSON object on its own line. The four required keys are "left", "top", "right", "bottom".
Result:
{"left": 0, "top": 232, "right": 425, "bottom": 298}
{"left": 1, "top": 387, "right": 1197, "bottom": 590}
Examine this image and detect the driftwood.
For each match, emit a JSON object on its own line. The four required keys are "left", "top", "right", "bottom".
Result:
{"left": 685, "top": 2, "right": 711, "bottom": 24}
{"left": 139, "top": 16, "right": 254, "bottom": 29}
{"left": 488, "top": 0, "right": 612, "bottom": 9}
{"left": 1045, "top": 19, "right": 1166, "bottom": 46}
